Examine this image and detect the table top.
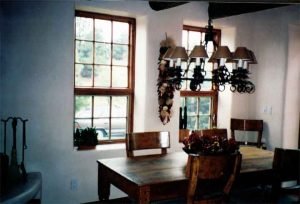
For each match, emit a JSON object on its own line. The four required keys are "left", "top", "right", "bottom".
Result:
{"left": 97, "top": 146, "right": 274, "bottom": 186}
{"left": 239, "top": 146, "right": 274, "bottom": 173}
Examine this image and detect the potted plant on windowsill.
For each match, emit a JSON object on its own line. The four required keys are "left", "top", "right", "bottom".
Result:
{"left": 74, "top": 127, "right": 98, "bottom": 150}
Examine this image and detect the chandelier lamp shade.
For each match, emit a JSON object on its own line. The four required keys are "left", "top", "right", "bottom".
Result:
{"left": 163, "top": 44, "right": 256, "bottom": 93}
{"left": 163, "top": 22, "right": 257, "bottom": 94}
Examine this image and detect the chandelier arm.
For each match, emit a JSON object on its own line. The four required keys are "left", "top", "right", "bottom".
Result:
{"left": 162, "top": 12, "right": 255, "bottom": 93}
{"left": 183, "top": 62, "right": 193, "bottom": 77}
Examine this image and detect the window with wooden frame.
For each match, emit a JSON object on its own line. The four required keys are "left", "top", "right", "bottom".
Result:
{"left": 180, "top": 25, "right": 220, "bottom": 129}
{"left": 74, "top": 11, "right": 135, "bottom": 144}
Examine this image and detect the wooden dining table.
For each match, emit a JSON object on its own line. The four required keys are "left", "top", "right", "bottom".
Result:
{"left": 97, "top": 146, "right": 274, "bottom": 203}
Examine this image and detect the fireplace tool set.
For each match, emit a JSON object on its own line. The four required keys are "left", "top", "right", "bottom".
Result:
{"left": 0, "top": 117, "right": 28, "bottom": 195}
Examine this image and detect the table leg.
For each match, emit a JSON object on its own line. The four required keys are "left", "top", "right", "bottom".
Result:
{"left": 98, "top": 163, "right": 110, "bottom": 200}
{"left": 138, "top": 186, "right": 150, "bottom": 204}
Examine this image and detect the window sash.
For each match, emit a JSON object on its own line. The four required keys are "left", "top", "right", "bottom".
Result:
{"left": 74, "top": 11, "right": 135, "bottom": 144}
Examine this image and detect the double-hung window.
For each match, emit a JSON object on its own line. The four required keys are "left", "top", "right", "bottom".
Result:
{"left": 74, "top": 11, "right": 135, "bottom": 144}
{"left": 180, "top": 25, "right": 220, "bottom": 130}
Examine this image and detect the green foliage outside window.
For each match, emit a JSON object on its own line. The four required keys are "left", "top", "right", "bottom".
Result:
{"left": 75, "top": 96, "right": 90, "bottom": 112}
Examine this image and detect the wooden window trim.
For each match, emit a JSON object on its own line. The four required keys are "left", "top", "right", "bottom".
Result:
{"left": 76, "top": 11, "right": 136, "bottom": 24}
{"left": 75, "top": 88, "right": 134, "bottom": 96}
{"left": 180, "top": 90, "right": 218, "bottom": 127}
{"left": 75, "top": 11, "right": 135, "bottom": 144}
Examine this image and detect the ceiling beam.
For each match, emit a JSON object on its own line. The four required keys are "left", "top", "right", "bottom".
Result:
{"left": 149, "top": 2, "right": 188, "bottom": 11}
{"left": 209, "top": 3, "right": 289, "bottom": 19}
{"left": 149, "top": 1, "right": 293, "bottom": 19}
{"left": 149, "top": 0, "right": 300, "bottom": 3}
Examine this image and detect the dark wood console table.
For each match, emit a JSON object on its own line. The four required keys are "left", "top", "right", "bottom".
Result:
{"left": 0, "top": 172, "right": 42, "bottom": 204}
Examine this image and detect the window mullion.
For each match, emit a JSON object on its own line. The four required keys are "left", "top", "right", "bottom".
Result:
{"left": 109, "top": 96, "right": 112, "bottom": 140}
{"left": 92, "top": 19, "right": 95, "bottom": 88}
{"left": 110, "top": 20, "right": 113, "bottom": 88}
{"left": 91, "top": 96, "right": 95, "bottom": 127}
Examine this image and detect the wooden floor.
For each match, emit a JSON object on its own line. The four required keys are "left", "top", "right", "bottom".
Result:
{"left": 83, "top": 197, "right": 132, "bottom": 204}
{"left": 84, "top": 187, "right": 299, "bottom": 204}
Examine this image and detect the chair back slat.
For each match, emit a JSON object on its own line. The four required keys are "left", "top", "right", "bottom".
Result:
{"left": 179, "top": 129, "right": 190, "bottom": 143}
{"left": 231, "top": 119, "right": 263, "bottom": 131}
{"left": 126, "top": 131, "right": 170, "bottom": 157}
{"left": 230, "top": 118, "right": 263, "bottom": 148}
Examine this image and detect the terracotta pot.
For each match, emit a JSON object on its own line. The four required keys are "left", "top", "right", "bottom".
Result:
{"left": 77, "top": 145, "right": 96, "bottom": 150}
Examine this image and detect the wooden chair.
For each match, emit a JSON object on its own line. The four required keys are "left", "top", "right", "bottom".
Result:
{"left": 186, "top": 152, "right": 242, "bottom": 204}
{"left": 99, "top": 131, "right": 170, "bottom": 203}
{"left": 194, "top": 128, "right": 228, "bottom": 140}
{"left": 125, "top": 131, "right": 170, "bottom": 157}
{"left": 230, "top": 118, "right": 264, "bottom": 148}
{"left": 179, "top": 129, "right": 190, "bottom": 143}
{"left": 272, "top": 148, "right": 300, "bottom": 202}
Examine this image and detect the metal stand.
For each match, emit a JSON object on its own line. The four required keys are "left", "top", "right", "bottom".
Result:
{"left": 1, "top": 117, "right": 28, "bottom": 189}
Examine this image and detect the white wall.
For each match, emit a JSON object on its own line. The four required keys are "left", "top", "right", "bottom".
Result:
{"left": 283, "top": 24, "right": 300, "bottom": 148}
{"left": 255, "top": 6, "right": 299, "bottom": 149}
{"left": 133, "top": 16, "right": 147, "bottom": 132}
{"left": 214, "top": 5, "right": 300, "bottom": 149}
{"left": 1, "top": 1, "right": 300, "bottom": 203}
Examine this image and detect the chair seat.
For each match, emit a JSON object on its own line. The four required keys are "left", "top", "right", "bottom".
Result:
{"left": 282, "top": 185, "right": 300, "bottom": 191}
{"left": 280, "top": 185, "right": 300, "bottom": 197}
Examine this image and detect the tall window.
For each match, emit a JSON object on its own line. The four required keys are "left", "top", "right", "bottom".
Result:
{"left": 74, "top": 11, "right": 135, "bottom": 144}
{"left": 180, "top": 25, "right": 220, "bottom": 130}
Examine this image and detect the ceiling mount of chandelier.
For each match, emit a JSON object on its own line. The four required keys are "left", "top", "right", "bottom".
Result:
{"left": 162, "top": 17, "right": 256, "bottom": 94}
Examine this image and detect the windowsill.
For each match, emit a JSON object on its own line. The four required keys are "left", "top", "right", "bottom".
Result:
{"left": 96, "top": 143, "right": 125, "bottom": 151}
{"left": 75, "top": 143, "right": 125, "bottom": 151}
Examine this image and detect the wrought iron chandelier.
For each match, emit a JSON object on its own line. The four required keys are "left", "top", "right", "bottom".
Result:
{"left": 162, "top": 18, "right": 256, "bottom": 94}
